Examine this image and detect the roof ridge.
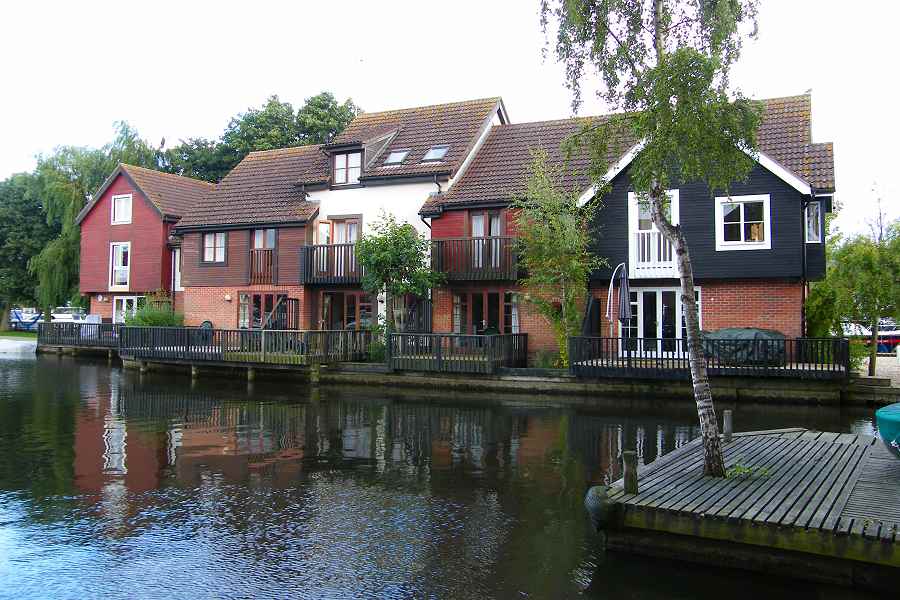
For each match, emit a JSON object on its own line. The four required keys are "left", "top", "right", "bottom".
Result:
{"left": 353, "top": 97, "right": 500, "bottom": 119}
{"left": 120, "top": 163, "right": 215, "bottom": 187}
{"left": 245, "top": 144, "right": 323, "bottom": 158}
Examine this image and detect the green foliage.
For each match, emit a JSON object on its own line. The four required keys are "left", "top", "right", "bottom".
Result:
{"left": 366, "top": 319, "right": 387, "bottom": 362}
{"left": 726, "top": 462, "right": 769, "bottom": 479}
{"left": 355, "top": 213, "right": 443, "bottom": 331}
{"left": 124, "top": 304, "right": 184, "bottom": 327}
{"left": 163, "top": 92, "right": 359, "bottom": 182}
{"left": 512, "top": 150, "right": 604, "bottom": 366}
{"left": 0, "top": 174, "right": 59, "bottom": 310}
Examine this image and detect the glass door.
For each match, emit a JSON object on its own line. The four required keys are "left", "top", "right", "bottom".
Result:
{"left": 620, "top": 289, "right": 692, "bottom": 357}
{"left": 113, "top": 296, "right": 143, "bottom": 324}
{"left": 471, "top": 214, "right": 485, "bottom": 269}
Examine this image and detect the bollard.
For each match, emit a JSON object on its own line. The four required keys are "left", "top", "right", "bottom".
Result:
{"left": 140, "top": 361, "right": 148, "bottom": 373}
{"left": 191, "top": 365, "right": 199, "bottom": 379}
{"left": 247, "top": 367, "right": 256, "bottom": 382}
{"left": 309, "top": 363, "right": 321, "bottom": 385}
{"left": 723, "top": 409, "right": 733, "bottom": 443}
{"left": 623, "top": 450, "right": 638, "bottom": 495}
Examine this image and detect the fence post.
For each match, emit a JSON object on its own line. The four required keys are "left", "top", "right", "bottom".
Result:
{"left": 261, "top": 329, "right": 267, "bottom": 363}
{"left": 435, "top": 335, "right": 443, "bottom": 372}
{"left": 723, "top": 409, "right": 733, "bottom": 443}
{"left": 623, "top": 450, "right": 638, "bottom": 495}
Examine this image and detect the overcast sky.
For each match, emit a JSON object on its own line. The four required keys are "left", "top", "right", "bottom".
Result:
{"left": 2, "top": 1, "right": 895, "bottom": 235}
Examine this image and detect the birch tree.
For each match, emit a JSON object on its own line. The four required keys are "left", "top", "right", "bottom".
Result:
{"left": 542, "top": 0, "right": 763, "bottom": 476}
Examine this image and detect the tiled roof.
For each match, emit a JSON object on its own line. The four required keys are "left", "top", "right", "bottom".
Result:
{"left": 177, "top": 146, "right": 324, "bottom": 228}
{"left": 120, "top": 164, "right": 214, "bottom": 218}
{"left": 422, "top": 94, "right": 834, "bottom": 215}
{"left": 319, "top": 97, "right": 502, "bottom": 181}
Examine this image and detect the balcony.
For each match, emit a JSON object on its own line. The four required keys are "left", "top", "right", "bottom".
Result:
{"left": 299, "top": 243, "right": 362, "bottom": 284}
{"left": 630, "top": 231, "right": 677, "bottom": 278}
{"left": 431, "top": 237, "right": 518, "bottom": 281}
{"left": 250, "top": 248, "right": 274, "bottom": 284}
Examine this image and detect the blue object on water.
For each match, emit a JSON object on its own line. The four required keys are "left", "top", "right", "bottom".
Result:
{"left": 875, "top": 403, "right": 900, "bottom": 459}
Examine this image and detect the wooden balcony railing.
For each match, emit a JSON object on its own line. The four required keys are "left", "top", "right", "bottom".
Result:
{"left": 250, "top": 248, "right": 275, "bottom": 284}
{"left": 431, "top": 237, "right": 518, "bottom": 281}
{"left": 299, "top": 243, "right": 362, "bottom": 284}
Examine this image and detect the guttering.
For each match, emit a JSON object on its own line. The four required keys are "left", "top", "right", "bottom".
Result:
{"left": 800, "top": 190, "right": 814, "bottom": 337}
{"left": 174, "top": 218, "right": 312, "bottom": 234}
{"left": 359, "top": 171, "right": 451, "bottom": 186}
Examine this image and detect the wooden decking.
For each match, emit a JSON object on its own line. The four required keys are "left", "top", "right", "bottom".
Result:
{"left": 602, "top": 428, "right": 899, "bottom": 573}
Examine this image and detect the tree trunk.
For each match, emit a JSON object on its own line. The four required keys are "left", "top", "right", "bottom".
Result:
{"left": 0, "top": 304, "right": 9, "bottom": 332}
{"left": 648, "top": 189, "right": 726, "bottom": 477}
{"left": 384, "top": 289, "right": 395, "bottom": 335}
{"left": 869, "top": 317, "right": 879, "bottom": 377}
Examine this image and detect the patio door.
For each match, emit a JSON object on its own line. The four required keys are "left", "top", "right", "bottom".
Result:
{"left": 113, "top": 296, "right": 144, "bottom": 324}
{"left": 620, "top": 288, "right": 697, "bottom": 356}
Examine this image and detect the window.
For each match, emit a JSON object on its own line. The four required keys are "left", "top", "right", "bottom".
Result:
{"left": 110, "top": 242, "right": 130, "bottom": 288}
{"left": 384, "top": 149, "right": 409, "bottom": 165}
{"left": 203, "top": 232, "right": 226, "bottom": 262}
{"left": 333, "top": 151, "right": 361, "bottom": 185}
{"left": 253, "top": 228, "right": 276, "bottom": 249}
{"left": 111, "top": 194, "right": 132, "bottom": 224}
{"left": 172, "top": 248, "right": 183, "bottom": 291}
{"left": 422, "top": 145, "right": 449, "bottom": 162}
{"left": 452, "top": 290, "right": 518, "bottom": 334}
{"left": 806, "top": 201, "right": 822, "bottom": 243}
{"left": 239, "top": 292, "right": 287, "bottom": 329}
{"left": 714, "top": 194, "right": 771, "bottom": 251}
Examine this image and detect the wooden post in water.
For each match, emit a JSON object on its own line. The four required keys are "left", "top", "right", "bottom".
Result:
{"left": 623, "top": 450, "right": 638, "bottom": 495}
{"left": 723, "top": 410, "right": 733, "bottom": 443}
{"left": 247, "top": 367, "right": 256, "bottom": 382}
{"left": 191, "top": 365, "right": 199, "bottom": 380}
{"left": 310, "top": 363, "right": 320, "bottom": 385}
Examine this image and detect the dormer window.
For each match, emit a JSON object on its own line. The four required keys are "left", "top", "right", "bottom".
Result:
{"left": 422, "top": 145, "right": 449, "bottom": 162}
{"left": 334, "top": 151, "right": 361, "bottom": 185}
{"left": 384, "top": 149, "right": 410, "bottom": 165}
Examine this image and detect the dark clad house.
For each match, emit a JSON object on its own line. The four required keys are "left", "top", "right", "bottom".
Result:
{"left": 421, "top": 94, "right": 834, "bottom": 353}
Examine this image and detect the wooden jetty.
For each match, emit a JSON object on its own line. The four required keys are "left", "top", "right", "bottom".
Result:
{"left": 589, "top": 427, "right": 900, "bottom": 590}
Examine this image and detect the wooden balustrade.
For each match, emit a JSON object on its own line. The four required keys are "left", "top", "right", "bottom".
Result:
{"left": 299, "top": 243, "right": 361, "bottom": 284}
{"left": 430, "top": 237, "right": 518, "bottom": 281}
{"left": 250, "top": 248, "right": 275, "bottom": 284}
{"left": 389, "top": 333, "right": 528, "bottom": 374}
{"left": 568, "top": 336, "right": 850, "bottom": 380}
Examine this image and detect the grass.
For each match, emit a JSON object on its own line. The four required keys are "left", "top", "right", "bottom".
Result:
{"left": 0, "top": 330, "right": 38, "bottom": 339}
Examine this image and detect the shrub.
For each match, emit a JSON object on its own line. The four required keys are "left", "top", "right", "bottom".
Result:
{"left": 125, "top": 305, "right": 184, "bottom": 327}
{"left": 367, "top": 321, "right": 387, "bottom": 362}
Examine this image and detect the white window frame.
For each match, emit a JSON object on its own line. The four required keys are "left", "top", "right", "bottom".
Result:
{"left": 617, "top": 286, "right": 702, "bottom": 356}
{"left": 422, "top": 145, "right": 449, "bottom": 162}
{"left": 714, "top": 194, "right": 771, "bottom": 251}
{"left": 111, "top": 194, "right": 132, "bottom": 225}
{"left": 109, "top": 242, "right": 131, "bottom": 290}
{"left": 383, "top": 149, "right": 410, "bottom": 165}
{"left": 172, "top": 248, "right": 183, "bottom": 292}
{"left": 113, "top": 295, "right": 145, "bottom": 324}
{"left": 805, "top": 200, "right": 822, "bottom": 243}
{"left": 333, "top": 151, "right": 361, "bottom": 185}
{"left": 203, "top": 232, "right": 226, "bottom": 263}
{"left": 628, "top": 189, "right": 680, "bottom": 231}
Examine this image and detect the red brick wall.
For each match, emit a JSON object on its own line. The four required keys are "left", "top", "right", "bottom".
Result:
{"left": 89, "top": 295, "right": 113, "bottom": 321}
{"left": 182, "top": 285, "right": 308, "bottom": 329}
{"left": 79, "top": 173, "right": 170, "bottom": 294}
{"left": 700, "top": 279, "right": 802, "bottom": 337}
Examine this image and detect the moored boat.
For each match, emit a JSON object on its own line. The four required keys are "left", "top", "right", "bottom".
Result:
{"left": 875, "top": 403, "right": 900, "bottom": 459}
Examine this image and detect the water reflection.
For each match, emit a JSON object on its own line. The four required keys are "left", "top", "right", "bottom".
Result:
{"left": 0, "top": 356, "right": 876, "bottom": 599}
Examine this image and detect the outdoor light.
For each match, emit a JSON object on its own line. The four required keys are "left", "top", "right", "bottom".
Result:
{"left": 224, "top": 294, "right": 232, "bottom": 302}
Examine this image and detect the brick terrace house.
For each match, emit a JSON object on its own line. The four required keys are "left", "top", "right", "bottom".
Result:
{"left": 77, "top": 164, "right": 213, "bottom": 322}
{"left": 174, "top": 98, "right": 508, "bottom": 330}
{"left": 420, "top": 94, "right": 835, "bottom": 355}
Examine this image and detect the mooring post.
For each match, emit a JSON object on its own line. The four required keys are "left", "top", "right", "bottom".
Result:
{"left": 107, "top": 349, "right": 114, "bottom": 361}
{"left": 723, "top": 409, "right": 733, "bottom": 443}
{"left": 247, "top": 367, "right": 256, "bottom": 382}
{"left": 623, "top": 450, "right": 638, "bottom": 495}
{"left": 191, "top": 365, "right": 199, "bottom": 380}
{"left": 139, "top": 361, "right": 148, "bottom": 373}
{"left": 310, "top": 363, "right": 320, "bottom": 385}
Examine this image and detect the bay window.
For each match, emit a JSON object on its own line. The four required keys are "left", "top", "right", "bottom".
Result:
{"left": 714, "top": 194, "right": 771, "bottom": 251}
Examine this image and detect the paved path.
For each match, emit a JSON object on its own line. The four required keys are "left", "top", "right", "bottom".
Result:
{"left": 0, "top": 337, "right": 37, "bottom": 356}
{"left": 869, "top": 356, "right": 900, "bottom": 387}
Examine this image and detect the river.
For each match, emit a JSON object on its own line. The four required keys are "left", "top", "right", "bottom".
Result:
{"left": 0, "top": 355, "right": 876, "bottom": 599}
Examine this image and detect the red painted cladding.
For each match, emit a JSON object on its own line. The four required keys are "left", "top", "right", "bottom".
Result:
{"left": 430, "top": 210, "right": 467, "bottom": 238}
{"left": 79, "top": 174, "right": 171, "bottom": 294}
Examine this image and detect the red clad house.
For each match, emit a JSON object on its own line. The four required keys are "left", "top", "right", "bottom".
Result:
{"left": 76, "top": 164, "right": 213, "bottom": 322}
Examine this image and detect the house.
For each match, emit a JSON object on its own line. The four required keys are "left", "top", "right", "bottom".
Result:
{"left": 76, "top": 164, "right": 213, "bottom": 322}
{"left": 420, "top": 94, "right": 835, "bottom": 354}
{"left": 174, "top": 97, "right": 508, "bottom": 330}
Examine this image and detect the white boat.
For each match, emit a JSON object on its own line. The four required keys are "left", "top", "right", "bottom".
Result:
{"left": 842, "top": 318, "right": 900, "bottom": 352}
{"left": 50, "top": 306, "right": 87, "bottom": 323}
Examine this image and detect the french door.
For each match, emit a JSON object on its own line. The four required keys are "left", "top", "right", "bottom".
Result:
{"left": 471, "top": 211, "right": 501, "bottom": 269}
{"left": 619, "top": 288, "right": 699, "bottom": 356}
{"left": 333, "top": 219, "right": 359, "bottom": 276}
{"left": 113, "top": 296, "right": 144, "bottom": 324}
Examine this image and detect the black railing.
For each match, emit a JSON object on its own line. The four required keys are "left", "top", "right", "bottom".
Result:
{"left": 568, "top": 336, "right": 850, "bottom": 380}
{"left": 38, "top": 322, "right": 121, "bottom": 348}
{"left": 119, "top": 327, "right": 373, "bottom": 366}
{"left": 299, "top": 243, "right": 362, "bottom": 284}
{"left": 389, "top": 333, "right": 528, "bottom": 374}
{"left": 431, "top": 237, "right": 518, "bottom": 281}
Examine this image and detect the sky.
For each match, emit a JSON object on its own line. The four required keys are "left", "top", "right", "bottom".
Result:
{"left": 1, "top": 0, "right": 896, "bottom": 235}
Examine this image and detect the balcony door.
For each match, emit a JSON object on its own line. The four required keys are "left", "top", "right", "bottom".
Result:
{"left": 251, "top": 229, "right": 276, "bottom": 284}
{"left": 628, "top": 191, "right": 679, "bottom": 278}
{"left": 471, "top": 211, "right": 501, "bottom": 270}
{"left": 333, "top": 219, "right": 359, "bottom": 276}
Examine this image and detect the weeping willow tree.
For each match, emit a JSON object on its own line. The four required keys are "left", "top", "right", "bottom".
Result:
{"left": 28, "top": 123, "right": 160, "bottom": 311}
{"left": 542, "top": 0, "right": 763, "bottom": 476}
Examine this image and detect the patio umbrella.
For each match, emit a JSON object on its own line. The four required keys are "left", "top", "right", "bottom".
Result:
{"left": 606, "top": 262, "right": 632, "bottom": 330}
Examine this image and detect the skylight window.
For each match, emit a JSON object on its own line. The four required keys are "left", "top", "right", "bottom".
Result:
{"left": 384, "top": 149, "right": 410, "bottom": 165}
{"left": 422, "top": 145, "right": 450, "bottom": 162}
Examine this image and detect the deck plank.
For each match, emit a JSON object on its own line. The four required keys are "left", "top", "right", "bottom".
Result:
{"left": 777, "top": 441, "right": 857, "bottom": 526}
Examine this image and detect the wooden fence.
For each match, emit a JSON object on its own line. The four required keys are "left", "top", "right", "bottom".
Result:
{"left": 38, "top": 322, "right": 121, "bottom": 348}
{"left": 568, "top": 336, "right": 850, "bottom": 380}
{"left": 389, "top": 333, "right": 528, "bottom": 374}
{"left": 118, "top": 327, "right": 373, "bottom": 366}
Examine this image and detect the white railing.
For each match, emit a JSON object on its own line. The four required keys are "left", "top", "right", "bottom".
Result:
{"left": 631, "top": 231, "right": 676, "bottom": 278}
